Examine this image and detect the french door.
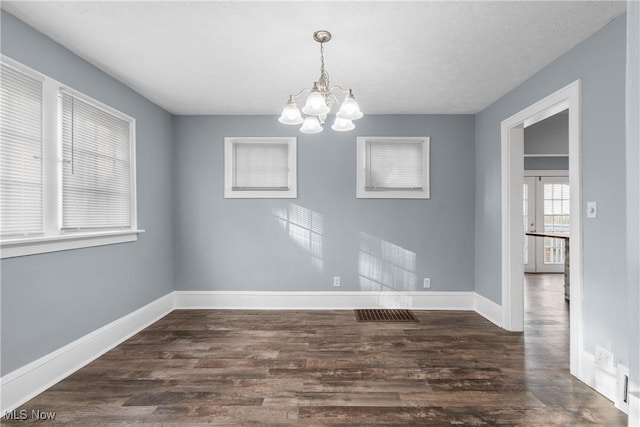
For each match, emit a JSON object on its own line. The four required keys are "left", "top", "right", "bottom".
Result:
{"left": 524, "top": 175, "right": 570, "bottom": 273}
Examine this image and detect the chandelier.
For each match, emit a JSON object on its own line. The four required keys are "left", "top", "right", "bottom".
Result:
{"left": 278, "top": 30, "right": 363, "bottom": 134}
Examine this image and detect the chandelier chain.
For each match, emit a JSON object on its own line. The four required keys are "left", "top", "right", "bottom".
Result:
{"left": 319, "top": 42, "right": 330, "bottom": 90}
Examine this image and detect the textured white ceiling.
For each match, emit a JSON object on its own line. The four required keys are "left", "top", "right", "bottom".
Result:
{"left": 2, "top": 1, "right": 626, "bottom": 115}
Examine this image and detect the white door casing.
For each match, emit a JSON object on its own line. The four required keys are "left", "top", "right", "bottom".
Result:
{"left": 501, "top": 80, "right": 582, "bottom": 380}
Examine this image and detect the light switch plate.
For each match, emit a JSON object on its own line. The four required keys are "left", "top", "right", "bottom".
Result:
{"left": 587, "top": 201, "right": 597, "bottom": 218}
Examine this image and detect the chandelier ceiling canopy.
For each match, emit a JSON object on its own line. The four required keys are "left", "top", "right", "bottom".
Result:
{"left": 278, "top": 30, "right": 363, "bottom": 134}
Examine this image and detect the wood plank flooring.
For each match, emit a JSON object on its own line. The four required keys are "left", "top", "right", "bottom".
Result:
{"left": 2, "top": 275, "right": 627, "bottom": 425}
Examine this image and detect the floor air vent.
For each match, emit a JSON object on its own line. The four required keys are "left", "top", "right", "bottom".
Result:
{"left": 355, "top": 309, "right": 418, "bottom": 322}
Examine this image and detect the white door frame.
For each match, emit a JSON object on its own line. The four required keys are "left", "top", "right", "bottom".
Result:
{"left": 501, "top": 80, "right": 583, "bottom": 378}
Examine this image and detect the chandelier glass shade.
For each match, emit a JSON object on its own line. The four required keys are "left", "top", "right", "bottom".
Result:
{"left": 300, "top": 116, "right": 323, "bottom": 134}
{"left": 278, "top": 30, "right": 362, "bottom": 133}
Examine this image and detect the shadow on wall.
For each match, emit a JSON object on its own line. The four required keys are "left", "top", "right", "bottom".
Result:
{"left": 359, "top": 232, "right": 417, "bottom": 307}
{"left": 272, "top": 203, "right": 324, "bottom": 272}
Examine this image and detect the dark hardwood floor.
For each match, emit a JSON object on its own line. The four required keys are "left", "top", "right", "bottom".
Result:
{"left": 3, "top": 275, "right": 627, "bottom": 425}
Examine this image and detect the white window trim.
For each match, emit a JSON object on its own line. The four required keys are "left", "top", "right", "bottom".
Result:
{"left": 356, "top": 136, "right": 430, "bottom": 199}
{"left": 224, "top": 137, "right": 297, "bottom": 199}
{"left": 0, "top": 56, "right": 142, "bottom": 259}
{"left": 58, "top": 86, "right": 137, "bottom": 231}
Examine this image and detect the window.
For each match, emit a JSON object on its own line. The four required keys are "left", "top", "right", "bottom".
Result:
{"left": 60, "top": 91, "right": 133, "bottom": 230}
{"left": 0, "top": 62, "right": 44, "bottom": 238}
{"left": 356, "top": 137, "right": 430, "bottom": 199}
{"left": 224, "top": 137, "right": 297, "bottom": 198}
{"left": 0, "top": 57, "right": 139, "bottom": 258}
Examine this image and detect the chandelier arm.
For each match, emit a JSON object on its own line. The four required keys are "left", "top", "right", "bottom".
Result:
{"left": 328, "top": 85, "right": 350, "bottom": 94}
{"left": 290, "top": 88, "right": 311, "bottom": 100}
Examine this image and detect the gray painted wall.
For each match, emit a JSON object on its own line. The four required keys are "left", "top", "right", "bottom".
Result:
{"left": 0, "top": 11, "right": 175, "bottom": 375}
{"left": 626, "top": 1, "right": 640, "bottom": 422}
{"left": 524, "top": 113, "right": 569, "bottom": 171}
{"left": 474, "top": 15, "right": 628, "bottom": 362}
{"left": 524, "top": 156, "right": 569, "bottom": 171}
{"left": 173, "top": 115, "right": 475, "bottom": 293}
{"left": 524, "top": 113, "right": 569, "bottom": 155}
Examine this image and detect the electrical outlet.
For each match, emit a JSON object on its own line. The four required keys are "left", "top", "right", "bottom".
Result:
{"left": 595, "top": 345, "right": 614, "bottom": 369}
{"left": 333, "top": 276, "right": 340, "bottom": 287}
{"left": 423, "top": 278, "right": 431, "bottom": 289}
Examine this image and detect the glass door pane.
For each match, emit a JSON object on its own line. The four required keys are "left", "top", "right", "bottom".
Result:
{"left": 542, "top": 182, "right": 569, "bottom": 265}
{"left": 535, "top": 176, "right": 569, "bottom": 273}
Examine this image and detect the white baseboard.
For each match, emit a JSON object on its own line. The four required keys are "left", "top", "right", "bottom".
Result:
{"left": 473, "top": 293, "right": 503, "bottom": 327}
{"left": 579, "top": 350, "right": 617, "bottom": 403}
{"left": 0, "top": 292, "right": 174, "bottom": 414}
{"left": 174, "top": 290, "right": 476, "bottom": 311}
{"left": 629, "top": 392, "right": 640, "bottom": 427}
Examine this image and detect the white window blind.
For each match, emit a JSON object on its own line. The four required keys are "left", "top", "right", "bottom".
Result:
{"left": 61, "top": 91, "right": 132, "bottom": 230}
{"left": 366, "top": 140, "right": 424, "bottom": 190}
{"left": 233, "top": 142, "right": 289, "bottom": 191}
{"left": 0, "top": 62, "right": 44, "bottom": 237}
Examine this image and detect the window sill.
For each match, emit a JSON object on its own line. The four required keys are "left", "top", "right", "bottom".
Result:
{"left": 224, "top": 189, "right": 298, "bottom": 199}
{"left": 356, "top": 189, "right": 430, "bottom": 199}
{"left": 1, "top": 229, "right": 145, "bottom": 259}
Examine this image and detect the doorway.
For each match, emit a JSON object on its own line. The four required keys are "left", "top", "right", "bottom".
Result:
{"left": 500, "top": 80, "right": 583, "bottom": 379}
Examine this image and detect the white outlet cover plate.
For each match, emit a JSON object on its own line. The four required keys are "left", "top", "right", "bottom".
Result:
{"left": 595, "top": 344, "right": 614, "bottom": 369}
